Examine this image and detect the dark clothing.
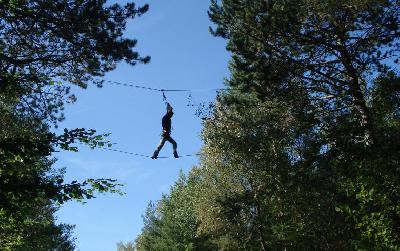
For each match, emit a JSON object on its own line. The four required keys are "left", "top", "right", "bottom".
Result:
{"left": 162, "top": 113, "right": 172, "bottom": 133}
{"left": 152, "top": 111, "right": 178, "bottom": 159}
{"left": 155, "top": 133, "right": 177, "bottom": 153}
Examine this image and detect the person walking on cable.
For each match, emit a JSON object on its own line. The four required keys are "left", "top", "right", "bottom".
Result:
{"left": 152, "top": 103, "right": 178, "bottom": 159}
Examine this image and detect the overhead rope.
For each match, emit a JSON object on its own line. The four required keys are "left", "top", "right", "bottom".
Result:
{"left": 102, "top": 80, "right": 234, "bottom": 92}
{"left": 74, "top": 80, "right": 231, "bottom": 159}
{"left": 161, "top": 89, "right": 169, "bottom": 105}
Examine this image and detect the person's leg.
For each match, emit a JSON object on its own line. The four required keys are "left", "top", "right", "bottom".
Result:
{"left": 166, "top": 135, "right": 178, "bottom": 158}
{"left": 152, "top": 136, "right": 167, "bottom": 159}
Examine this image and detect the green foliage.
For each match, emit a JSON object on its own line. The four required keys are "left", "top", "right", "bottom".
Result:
{"left": 135, "top": 172, "right": 216, "bottom": 250}
{"left": 0, "top": 204, "right": 76, "bottom": 251}
{"left": 194, "top": 95, "right": 347, "bottom": 249}
{"left": 209, "top": 0, "right": 399, "bottom": 146}
{"left": 0, "top": 192, "right": 75, "bottom": 251}
{"left": 0, "top": 107, "right": 123, "bottom": 248}
{"left": 117, "top": 241, "right": 135, "bottom": 251}
{"left": 135, "top": 0, "right": 400, "bottom": 249}
{"left": 0, "top": 0, "right": 150, "bottom": 124}
{"left": 1, "top": 0, "right": 148, "bottom": 249}
{"left": 57, "top": 128, "right": 112, "bottom": 152}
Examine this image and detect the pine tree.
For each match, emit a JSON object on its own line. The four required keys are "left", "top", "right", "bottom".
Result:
{"left": 204, "top": 0, "right": 400, "bottom": 248}
{"left": 134, "top": 0, "right": 400, "bottom": 249}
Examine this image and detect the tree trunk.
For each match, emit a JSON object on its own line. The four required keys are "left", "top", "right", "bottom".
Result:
{"left": 338, "top": 40, "right": 375, "bottom": 146}
{"left": 255, "top": 203, "right": 267, "bottom": 251}
{"left": 348, "top": 78, "right": 375, "bottom": 146}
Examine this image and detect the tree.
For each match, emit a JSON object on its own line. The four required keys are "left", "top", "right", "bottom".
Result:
{"left": 134, "top": 0, "right": 399, "bottom": 249}
{"left": 193, "top": 92, "right": 352, "bottom": 249}
{"left": 135, "top": 172, "right": 216, "bottom": 251}
{"left": 9, "top": 204, "right": 76, "bottom": 251}
{"left": 209, "top": 0, "right": 399, "bottom": 146}
{"left": 0, "top": 111, "right": 82, "bottom": 249}
{"left": 204, "top": 0, "right": 400, "bottom": 248}
{"left": 0, "top": 0, "right": 149, "bottom": 249}
{"left": 0, "top": 0, "right": 149, "bottom": 123}
{"left": 117, "top": 241, "right": 135, "bottom": 251}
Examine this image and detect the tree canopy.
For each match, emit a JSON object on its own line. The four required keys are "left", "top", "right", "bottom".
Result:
{"left": 135, "top": 0, "right": 400, "bottom": 249}
{"left": 0, "top": 0, "right": 149, "bottom": 249}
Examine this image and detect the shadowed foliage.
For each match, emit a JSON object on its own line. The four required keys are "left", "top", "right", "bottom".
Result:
{"left": 0, "top": 0, "right": 149, "bottom": 249}
{"left": 135, "top": 0, "right": 399, "bottom": 249}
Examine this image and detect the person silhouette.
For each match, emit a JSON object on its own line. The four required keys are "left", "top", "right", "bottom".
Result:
{"left": 151, "top": 103, "right": 178, "bottom": 159}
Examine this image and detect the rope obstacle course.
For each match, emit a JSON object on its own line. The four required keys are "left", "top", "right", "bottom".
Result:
{"left": 83, "top": 79, "right": 229, "bottom": 159}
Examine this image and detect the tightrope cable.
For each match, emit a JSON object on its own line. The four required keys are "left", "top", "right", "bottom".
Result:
{"left": 74, "top": 142, "right": 199, "bottom": 159}
{"left": 97, "top": 146, "right": 199, "bottom": 159}
{"left": 71, "top": 79, "right": 222, "bottom": 158}
{"left": 85, "top": 144, "right": 199, "bottom": 159}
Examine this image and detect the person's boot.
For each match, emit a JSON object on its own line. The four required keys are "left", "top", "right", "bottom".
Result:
{"left": 151, "top": 150, "right": 159, "bottom": 159}
{"left": 173, "top": 151, "right": 179, "bottom": 158}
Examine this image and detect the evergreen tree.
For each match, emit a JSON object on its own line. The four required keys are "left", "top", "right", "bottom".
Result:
{"left": 135, "top": 0, "right": 399, "bottom": 249}
{"left": 209, "top": 0, "right": 399, "bottom": 147}
{"left": 202, "top": 0, "right": 400, "bottom": 248}
{"left": 135, "top": 172, "right": 216, "bottom": 250}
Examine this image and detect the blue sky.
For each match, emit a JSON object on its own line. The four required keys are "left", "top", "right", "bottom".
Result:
{"left": 55, "top": 1, "right": 230, "bottom": 250}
